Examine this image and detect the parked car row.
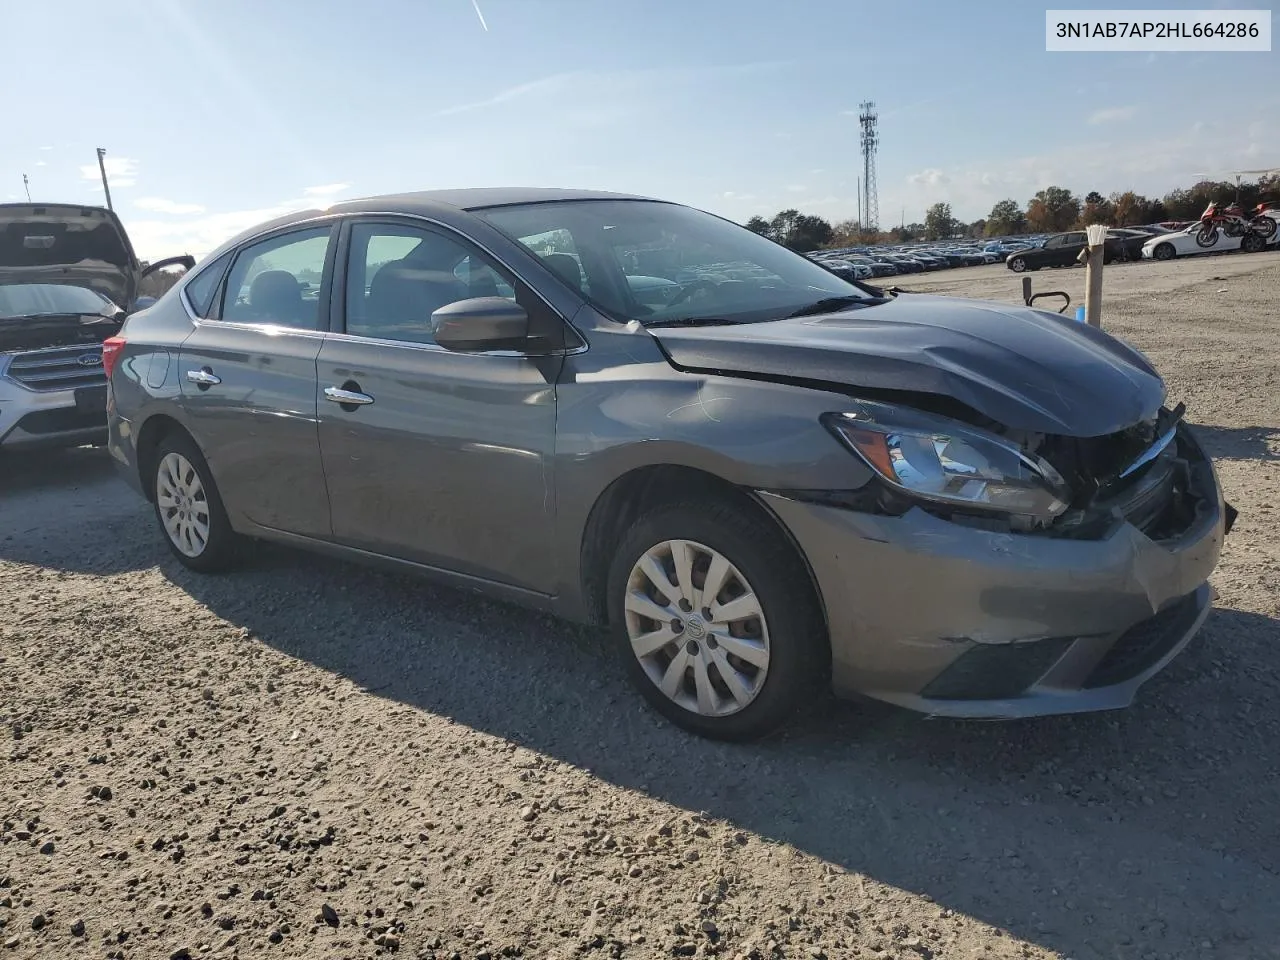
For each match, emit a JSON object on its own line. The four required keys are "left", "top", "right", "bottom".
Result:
{"left": 1003, "top": 215, "right": 1279, "bottom": 273}
{"left": 799, "top": 216, "right": 1272, "bottom": 281}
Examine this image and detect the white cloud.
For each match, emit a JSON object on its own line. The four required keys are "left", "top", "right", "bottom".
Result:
{"left": 785, "top": 184, "right": 807, "bottom": 193}
{"left": 908, "top": 168, "right": 949, "bottom": 187}
{"left": 39, "top": 145, "right": 52, "bottom": 151}
{"left": 721, "top": 191, "right": 756, "bottom": 201}
{"left": 135, "top": 197, "right": 207, "bottom": 215}
{"left": 79, "top": 156, "right": 139, "bottom": 188}
{"left": 121, "top": 196, "right": 325, "bottom": 261}
{"left": 34, "top": 160, "right": 47, "bottom": 167}
{"left": 1088, "top": 105, "right": 1137, "bottom": 124}
{"left": 303, "top": 182, "right": 350, "bottom": 196}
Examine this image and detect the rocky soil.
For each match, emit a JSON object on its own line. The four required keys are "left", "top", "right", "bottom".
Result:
{"left": 2, "top": 251, "right": 1278, "bottom": 959}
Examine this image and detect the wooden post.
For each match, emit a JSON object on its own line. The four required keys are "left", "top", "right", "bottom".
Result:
{"left": 1084, "top": 224, "right": 1106, "bottom": 328}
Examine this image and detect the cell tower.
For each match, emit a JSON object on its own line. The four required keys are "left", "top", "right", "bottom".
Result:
{"left": 858, "top": 101, "right": 879, "bottom": 232}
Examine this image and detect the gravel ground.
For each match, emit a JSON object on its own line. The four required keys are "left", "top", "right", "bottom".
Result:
{"left": 2, "top": 250, "right": 1278, "bottom": 960}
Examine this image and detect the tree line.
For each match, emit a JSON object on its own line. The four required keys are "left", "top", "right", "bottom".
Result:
{"left": 745, "top": 173, "right": 1280, "bottom": 250}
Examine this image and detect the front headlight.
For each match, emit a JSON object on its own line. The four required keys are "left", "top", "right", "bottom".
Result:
{"left": 823, "top": 402, "right": 1070, "bottom": 521}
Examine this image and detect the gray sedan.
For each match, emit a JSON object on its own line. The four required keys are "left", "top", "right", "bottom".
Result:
{"left": 105, "top": 189, "right": 1232, "bottom": 740}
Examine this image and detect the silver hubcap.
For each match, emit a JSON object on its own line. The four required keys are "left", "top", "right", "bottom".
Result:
{"left": 156, "top": 452, "right": 211, "bottom": 558}
{"left": 624, "top": 539, "right": 770, "bottom": 718}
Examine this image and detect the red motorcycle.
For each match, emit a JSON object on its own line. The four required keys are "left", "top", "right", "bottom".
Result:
{"left": 1195, "top": 200, "right": 1277, "bottom": 247}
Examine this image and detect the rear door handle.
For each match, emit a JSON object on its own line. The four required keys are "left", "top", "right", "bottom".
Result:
{"left": 185, "top": 368, "right": 221, "bottom": 386}
{"left": 324, "top": 386, "right": 374, "bottom": 406}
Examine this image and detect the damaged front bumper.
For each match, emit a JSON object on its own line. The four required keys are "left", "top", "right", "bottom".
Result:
{"left": 761, "top": 425, "right": 1231, "bottom": 719}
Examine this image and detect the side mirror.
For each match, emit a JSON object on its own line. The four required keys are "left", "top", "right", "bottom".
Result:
{"left": 140, "top": 254, "right": 196, "bottom": 279}
{"left": 431, "top": 297, "right": 529, "bottom": 352}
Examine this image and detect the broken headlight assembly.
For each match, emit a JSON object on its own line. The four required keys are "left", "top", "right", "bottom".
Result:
{"left": 822, "top": 403, "right": 1071, "bottom": 525}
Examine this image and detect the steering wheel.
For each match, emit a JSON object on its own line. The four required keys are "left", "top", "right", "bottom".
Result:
{"left": 664, "top": 279, "right": 719, "bottom": 308}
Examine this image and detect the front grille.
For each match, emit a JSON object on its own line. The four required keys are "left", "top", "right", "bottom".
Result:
{"left": 921, "top": 637, "right": 1074, "bottom": 701}
{"left": 5, "top": 344, "right": 106, "bottom": 391}
{"left": 1083, "top": 592, "right": 1203, "bottom": 689}
{"left": 13, "top": 407, "right": 106, "bottom": 436}
{"left": 1040, "top": 419, "right": 1161, "bottom": 495}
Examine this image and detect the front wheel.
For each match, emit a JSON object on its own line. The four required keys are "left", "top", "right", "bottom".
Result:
{"left": 1008, "top": 256, "right": 1027, "bottom": 273}
{"left": 1153, "top": 242, "right": 1176, "bottom": 261}
{"left": 1195, "top": 225, "right": 1218, "bottom": 247}
{"left": 152, "top": 433, "right": 242, "bottom": 572}
{"left": 607, "top": 500, "right": 827, "bottom": 741}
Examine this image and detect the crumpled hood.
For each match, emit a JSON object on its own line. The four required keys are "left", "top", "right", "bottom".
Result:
{"left": 0, "top": 202, "right": 139, "bottom": 309}
{"left": 648, "top": 293, "right": 1165, "bottom": 437}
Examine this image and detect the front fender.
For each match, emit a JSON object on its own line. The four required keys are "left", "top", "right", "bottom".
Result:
{"left": 550, "top": 336, "right": 875, "bottom": 615}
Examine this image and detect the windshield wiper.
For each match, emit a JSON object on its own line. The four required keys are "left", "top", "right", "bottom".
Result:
{"left": 785, "top": 295, "right": 878, "bottom": 319}
{"left": 642, "top": 316, "right": 746, "bottom": 328}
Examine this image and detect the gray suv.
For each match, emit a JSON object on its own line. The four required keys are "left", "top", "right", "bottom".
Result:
{"left": 106, "top": 189, "right": 1232, "bottom": 740}
{"left": 0, "top": 202, "right": 191, "bottom": 452}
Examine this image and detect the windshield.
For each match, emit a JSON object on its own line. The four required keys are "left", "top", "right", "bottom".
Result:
{"left": 0, "top": 283, "right": 116, "bottom": 320}
{"left": 477, "top": 199, "right": 871, "bottom": 325}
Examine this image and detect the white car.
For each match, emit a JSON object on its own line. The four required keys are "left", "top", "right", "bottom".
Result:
{"left": 1142, "top": 212, "right": 1279, "bottom": 261}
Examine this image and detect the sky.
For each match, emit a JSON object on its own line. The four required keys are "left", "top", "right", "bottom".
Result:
{"left": 2, "top": 0, "right": 1276, "bottom": 260}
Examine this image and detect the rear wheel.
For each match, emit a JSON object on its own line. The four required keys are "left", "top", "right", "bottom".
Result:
{"left": 1241, "top": 232, "right": 1266, "bottom": 253}
{"left": 1250, "top": 216, "right": 1276, "bottom": 239}
{"left": 607, "top": 500, "right": 827, "bottom": 741}
{"left": 151, "top": 433, "right": 242, "bottom": 572}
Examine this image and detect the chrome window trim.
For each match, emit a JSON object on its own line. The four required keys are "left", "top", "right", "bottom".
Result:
{"left": 191, "top": 317, "right": 328, "bottom": 340}
{"left": 188, "top": 318, "right": 585, "bottom": 358}
{"left": 322, "top": 328, "right": 583, "bottom": 359}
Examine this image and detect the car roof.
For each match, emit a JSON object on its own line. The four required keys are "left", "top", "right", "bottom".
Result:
{"left": 206, "top": 188, "right": 662, "bottom": 261}
{"left": 334, "top": 187, "right": 654, "bottom": 214}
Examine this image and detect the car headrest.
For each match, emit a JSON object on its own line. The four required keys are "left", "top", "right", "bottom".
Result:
{"left": 541, "top": 253, "right": 582, "bottom": 290}
{"left": 249, "top": 270, "right": 302, "bottom": 319}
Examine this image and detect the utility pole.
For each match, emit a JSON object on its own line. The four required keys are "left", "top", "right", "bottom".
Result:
{"left": 856, "top": 177, "right": 861, "bottom": 231}
{"left": 22, "top": 174, "right": 31, "bottom": 202}
{"left": 96, "top": 147, "right": 113, "bottom": 210}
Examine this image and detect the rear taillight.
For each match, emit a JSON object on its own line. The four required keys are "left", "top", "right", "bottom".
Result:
{"left": 101, "top": 336, "right": 126, "bottom": 379}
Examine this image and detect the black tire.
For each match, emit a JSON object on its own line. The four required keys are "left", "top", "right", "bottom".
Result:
{"left": 151, "top": 431, "right": 242, "bottom": 572}
{"left": 1241, "top": 233, "right": 1265, "bottom": 254}
{"left": 606, "top": 500, "right": 828, "bottom": 741}
{"left": 1008, "top": 256, "right": 1027, "bottom": 273}
{"left": 1153, "top": 243, "right": 1176, "bottom": 262}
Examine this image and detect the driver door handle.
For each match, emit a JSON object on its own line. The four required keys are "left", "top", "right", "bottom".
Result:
{"left": 324, "top": 386, "right": 374, "bottom": 405}
{"left": 185, "top": 369, "right": 221, "bottom": 386}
